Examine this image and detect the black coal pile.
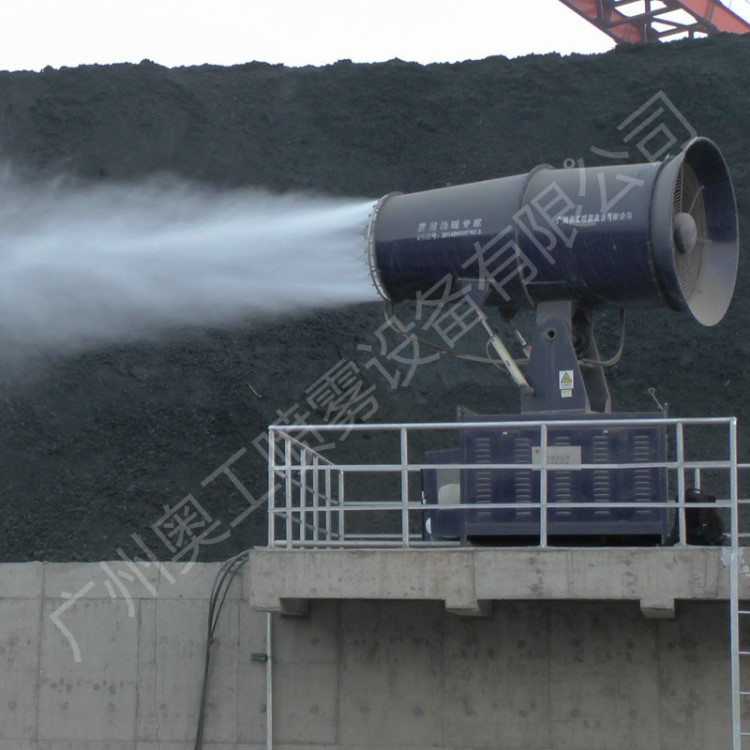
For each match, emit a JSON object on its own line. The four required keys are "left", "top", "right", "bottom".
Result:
{"left": 0, "top": 33, "right": 747, "bottom": 561}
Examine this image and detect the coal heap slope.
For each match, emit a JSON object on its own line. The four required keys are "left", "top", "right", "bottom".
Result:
{"left": 0, "top": 34, "right": 747, "bottom": 561}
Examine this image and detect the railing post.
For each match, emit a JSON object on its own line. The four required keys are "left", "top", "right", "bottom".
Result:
{"left": 312, "top": 455, "right": 320, "bottom": 544}
{"left": 268, "top": 428, "right": 276, "bottom": 548}
{"left": 539, "top": 422, "right": 548, "bottom": 548}
{"left": 338, "top": 471, "right": 345, "bottom": 543}
{"left": 284, "top": 437, "right": 293, "bottom": 550}
{"left": 299, "top": 448, "right": 308, "bottom": 545}
{"left": 676, "top": 421, "right": 687, "bottom": 546}
{"left": 400, "top": 426, "right": 410, "bottom": 548}
{"left": 324, "top": 466, "right": 333, "bottom": 542}
{"left": 729, "top": 417, "right": 741, "bottom": 750}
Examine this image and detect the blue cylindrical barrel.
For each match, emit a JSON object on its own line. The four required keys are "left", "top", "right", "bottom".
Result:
{"left": 366, "top": 137, "right": 738, "bottom": 325}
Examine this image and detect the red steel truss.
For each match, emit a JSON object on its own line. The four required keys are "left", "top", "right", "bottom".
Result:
{"left": 559, "top": 0, "right": 750, "bottom": 43}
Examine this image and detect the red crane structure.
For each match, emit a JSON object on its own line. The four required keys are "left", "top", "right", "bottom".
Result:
{"left": 558, "top": 0, "right": 750, "bottom": 43}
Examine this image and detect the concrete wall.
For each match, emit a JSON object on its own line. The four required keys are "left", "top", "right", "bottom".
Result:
{"left": 0, "top": 561, "right": 734, "bottom": 749}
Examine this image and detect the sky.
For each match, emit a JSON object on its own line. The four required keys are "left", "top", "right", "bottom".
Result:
{"left": 0, "top": 0, "right": 621, "bottom": 72}
{"left": 1, "top": 1, "right": 748, "bottom": 72}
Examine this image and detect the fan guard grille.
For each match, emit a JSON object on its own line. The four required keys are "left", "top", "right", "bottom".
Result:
{"left": 672, "top": 161, "right": 707, "bottom": 301}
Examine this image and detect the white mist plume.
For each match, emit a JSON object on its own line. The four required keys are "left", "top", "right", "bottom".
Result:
{"left": 0, "top": 168, "right": 379, "bottom": 357}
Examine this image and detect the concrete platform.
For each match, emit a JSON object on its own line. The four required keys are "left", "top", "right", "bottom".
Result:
{"left": 246, "top": 546, "right": 743, "bottom": 618}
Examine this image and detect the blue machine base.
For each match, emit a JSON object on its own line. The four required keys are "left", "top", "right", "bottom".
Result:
{"left": 421, "top": 413, "right": 670, "bottom": 545}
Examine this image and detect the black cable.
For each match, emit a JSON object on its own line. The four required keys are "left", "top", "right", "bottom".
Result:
{"left": 194, "top": 549, "right": 251, "bottom": 750}
{"left": 578, "top": 309, "right": 626, "bottom": 367}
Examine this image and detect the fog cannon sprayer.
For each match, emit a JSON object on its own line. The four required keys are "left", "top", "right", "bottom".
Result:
{"left": 364, "top": 137, "right": 739, "bottom": 544}
{"left": 366, "top": 136, "right": 737, "bottom": 330}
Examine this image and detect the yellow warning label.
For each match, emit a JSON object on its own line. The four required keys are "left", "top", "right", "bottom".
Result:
{"left": 559, "top": 370, "right": 574, "bottom": 389}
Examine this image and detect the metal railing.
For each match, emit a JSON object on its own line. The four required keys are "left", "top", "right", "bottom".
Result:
{"left": 267, "top": 416, "right": 739, "bottom": 549}
{"left": 266, "top": 430, "right": 346, "bottom": 549}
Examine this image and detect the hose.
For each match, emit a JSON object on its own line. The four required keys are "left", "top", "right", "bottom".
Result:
{"left": 194, "top": 549, "right": 251, "bottom": 749}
